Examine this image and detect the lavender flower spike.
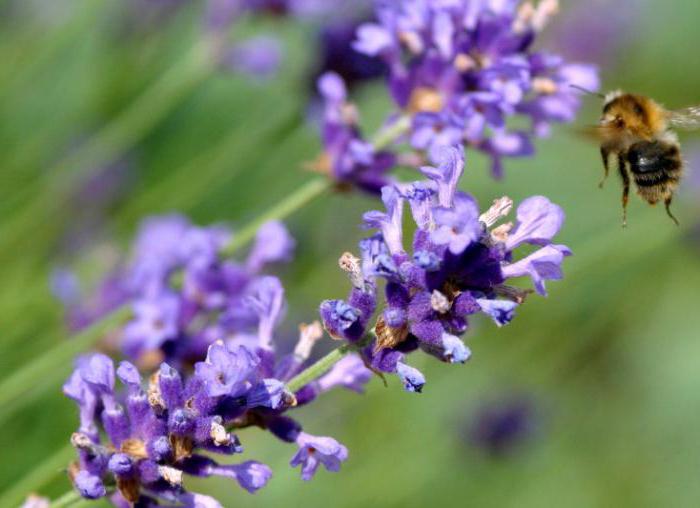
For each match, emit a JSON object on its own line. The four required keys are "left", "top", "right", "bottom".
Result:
{"left": 329, "top": 149, "right": 571, "bottom": 391}
{"left": 315, "top": 71, "right": 396, "bottom": 193}
{"left": 56, "top": 215, "right": 296, "bottom": 368}
{"left": 352, "top": 0, "right": 600, "bottom": 177}
{"left": 64, "top": 353, "right": 293, "bottom": 505}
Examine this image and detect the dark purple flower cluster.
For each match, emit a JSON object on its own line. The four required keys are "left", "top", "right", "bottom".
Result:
{"left": 320, "top": 146, "right": 570, "bottom": 392}
{"left": 64, "top": 276, "right": 371, "bottom": 505}
{"left": 315, "top": 0, "right": 599, "bottom": 189}
{"left": 57, "top": 215, "right": 294, "bottom": 369}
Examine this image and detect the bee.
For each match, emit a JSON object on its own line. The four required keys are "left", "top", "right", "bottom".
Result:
{"left": 574, "top": 86, "right": 700, "bottom": 226}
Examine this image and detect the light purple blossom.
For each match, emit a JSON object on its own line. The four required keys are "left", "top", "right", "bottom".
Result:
{"left": 396, "top": 361, "right": 426, "bottom": 393}
{"left": 73, "top": 471, "right": 106, "bottom": 500}
{"left": 501, "top": 244, "right": 571, "bottom": 296}
{"left": 56, "top": 216, "right": 295, "bottom": 367}
{"left": 194, "top": 342, "right": 259, "bottom": 397}
{"left": 64, "top": 351, "right": 287, "bottom": 504}
{"left": 290, "top": 432, "right": 349, "bottom": 480}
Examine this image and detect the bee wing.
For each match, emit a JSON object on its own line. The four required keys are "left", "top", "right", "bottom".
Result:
{"left": 667, "top": 106, "right": 700, "bottom": 130}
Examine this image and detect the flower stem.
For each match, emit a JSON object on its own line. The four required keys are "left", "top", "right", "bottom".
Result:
{"left": 287, "top": 344, "right": 354, "bottom": 393}
{"left": 49, "top": 489, "right": 84, "bottom": 508}
{"left": 220, "top": 177, "right": 331, "bottom": 258}
{"left": 371, "top": 114, "right": 411, "bottom": 152}
{"left": 286, "top": 333, "right": 374, "bottom": 393}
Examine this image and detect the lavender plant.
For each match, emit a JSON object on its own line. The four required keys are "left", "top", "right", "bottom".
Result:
{"left": 63, "top": 279, "right": 370, "bottom": 505}
{"left": 313, "top": 0, "right": 599, "bottom": 191}
{"left": 58, "top": 144, "right": 570, "bottom": 505}
{"left": 4, "top": 1, "right": 605, "bottom": 506}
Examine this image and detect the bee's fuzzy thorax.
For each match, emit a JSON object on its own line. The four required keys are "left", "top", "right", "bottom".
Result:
{"left": 601, "top": 93, "right": 668, "bottom": 141}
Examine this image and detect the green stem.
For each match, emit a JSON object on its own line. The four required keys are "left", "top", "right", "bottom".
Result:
{"left": 371, "top": 114, "right": 411, "bottom": 152}
{"left": 220, "top": 178, "right": 331, "bottom": 257}
{"left": 0, "top": 444, "right": 74, "bottom": 508}
{"left": 286, "top": 334, "right": 374, "bottom": 393}
{"left": 49, "top": 489, "right": 83, "bottom": 508}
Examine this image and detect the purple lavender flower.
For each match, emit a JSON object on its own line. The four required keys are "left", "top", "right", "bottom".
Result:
{"left": 64, "top": 273, "right": 366, "bottom": 503}
{"left": 320, "top": 146, "right": 570, "bottom": 391}
{"left": 350, "top": 0, "right": 599, "bottom": 177}
{"left": 290, "top": 432, "right": 349, "bottom": 480}
{"left": 57, "top": 216, "right": 295, "bottom": 368}
{"left": 63, "top": 352, "right": 281, "bottom": 505}
{"left": 313, "top": 72, "right": 397, "bottom": 193}
{"left": 194, "top": 342, "right": 260, "bottom": 397}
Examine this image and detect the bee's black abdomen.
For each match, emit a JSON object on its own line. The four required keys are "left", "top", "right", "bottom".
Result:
{"left": 627, "top": 141, "right": 681, "bottom": 176}
{"left": 626, "top": 140, "right": 682, "bottom": 204}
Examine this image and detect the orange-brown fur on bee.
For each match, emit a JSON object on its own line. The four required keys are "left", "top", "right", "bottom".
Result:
{"left": 593, "top": 91, "right": 684, "bottom": 226}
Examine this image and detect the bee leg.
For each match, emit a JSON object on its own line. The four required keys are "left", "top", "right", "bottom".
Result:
{"left": 599, "top": 146, "right": 611, "bottom": 188}
{"left": 618, "top": 152, "right": 630, "bottom": 227}
{"left": 664, "top": 197, "right": 680, "bottom": 226}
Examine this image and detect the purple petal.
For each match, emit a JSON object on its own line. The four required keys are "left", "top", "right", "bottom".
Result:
{"left": 353, "top": 23, "right": 393, "bottom": 56}
{"left": 73, "top": 470, "right": 106, "bottom": 500}
{"left": 396, "top": 361, "right": 425, "bottom": 393}
{"left": 506, "top": 196, "right": 565, "bottom": 250}
{"left": 290, "top": 432, "right": 349, "bottom": 481}
{"left": 502, "top": 244, "right": 572, "bottom": 295}
{"left": 317, "top": 354, "right": 372, "bottom": 393}
{"left": 246, "top": 221, "right": 295, "bottom": 273}
{"left": 420, "top": 146, "right": 465, "bottom": 208}
{"left": 477, "top": 299, "right": 518, "bottom": 326}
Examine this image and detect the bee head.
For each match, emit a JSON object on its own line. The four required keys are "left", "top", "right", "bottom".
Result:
{"left": 601, "top": 92, "right": 653, "bottom": 133}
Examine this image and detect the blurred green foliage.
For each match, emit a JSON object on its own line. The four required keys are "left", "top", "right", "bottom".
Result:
{"left": 2, "top": 1, "right": 700, "bottom": 507}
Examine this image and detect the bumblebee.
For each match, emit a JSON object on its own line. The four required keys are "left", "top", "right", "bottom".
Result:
{"left": 577, "top": 86, "right": 700, "bottom": 226}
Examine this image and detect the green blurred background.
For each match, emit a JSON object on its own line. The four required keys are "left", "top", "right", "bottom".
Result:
{"left": 2, "top": 1, "right": 700, "bottom": 507}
